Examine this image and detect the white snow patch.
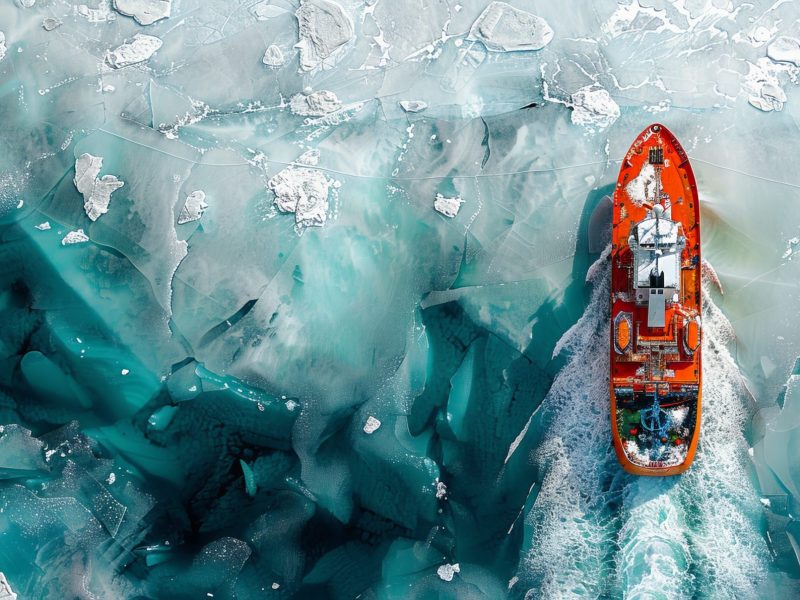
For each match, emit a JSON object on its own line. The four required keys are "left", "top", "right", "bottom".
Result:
{"left": 73, "top": 154, "right": 124, "bottom": 221}
{"left": 625, "top": 162, "right": 657, "bottom": 207}
{"left": 436, "top": 563, "right": 460, "bottom": 582}
{"left": 363, "top": 416, "right": 381, "bottom": 434}
{"left": 106, "top": 34, "right": 162, "bottom": 69}
{"left": 177, "top": 190, "right": 208, "bottom": 224}
{"left": 434, "top": 194, "right": 463, "bottom": 218}
{"left": 113, "top": 0, "right": 171, "bottom": 25}
{"left": 295, "top": 0, "right": 354, "bottom": 73}
{"left": 467, "top": 2, "right": 553, "bottom": 52}
{"left": 62, "top": 229, "right": 89, "bottom": 245}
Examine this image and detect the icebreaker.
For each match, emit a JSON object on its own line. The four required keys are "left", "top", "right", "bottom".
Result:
{"left": 610, "top": 124, "right": 702, "bottom": 476}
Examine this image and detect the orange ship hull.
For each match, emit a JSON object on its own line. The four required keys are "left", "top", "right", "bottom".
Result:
{"left": 610, "top": 124, "right": 702, "bottom": 476}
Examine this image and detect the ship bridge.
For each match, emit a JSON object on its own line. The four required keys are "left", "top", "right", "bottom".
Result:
{"left": 628, "top": 204, "right": 685, "bottom": 328}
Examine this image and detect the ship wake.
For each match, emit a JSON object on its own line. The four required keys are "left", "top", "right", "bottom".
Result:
{"left": 518, "top": 250, "right": 769, "bottom": 599}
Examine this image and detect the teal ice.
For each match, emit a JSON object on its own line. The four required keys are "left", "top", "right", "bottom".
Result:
{"left": 0, "top": 1, "right": 799, "bottom": 598}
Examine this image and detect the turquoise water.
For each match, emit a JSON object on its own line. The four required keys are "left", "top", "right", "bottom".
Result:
{"left": 2, "top": 1, "right": 800, "bottom": 598}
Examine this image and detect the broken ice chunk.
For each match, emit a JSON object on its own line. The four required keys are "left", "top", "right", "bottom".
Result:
{"left": 363, "top": 416, "right": 381, "bottom": 434}
{"left": 745, "top": 61, "right": 787, "bottom": 112}
{"left": 767, "top": 36, "right": 800, "bottom": 67}
{"left": 42, "top": 18, "right": 63, "bottom": 31}
{"left": 435, "top": 478, "right": 448, "bottom": 499}
{"left": 289, "top": 89, "right": 342, "bottom": 116}
{"left": 0, "top": 32, "right": 6, "bottom": 62}
{"left": 35, "top": 221, "right": 51, "bottom": 230}
{"left": 61, "top": 229, "right": 89, "bottom": 245}
{"left": 0, "top": 572, "right": 17, "bottom": 600}
{"left": 106, "top": 34, "right": 163, "bottom": 69}
{"left": 73, "top": 153, "right": 125, "bottom": 221}
{"left": 399, "top": 100, "right": 428, "bottom": 113}
{"left": 295, "top": 0, "right": 354, "bottom": 72}
{"left": 262, "top": 45, "right": 285, "bottom": 67}
{"left": 113, "top": 0, "right": 171, "bottom": 25}
{"left": 177, "top": 190, "right": 208, "bottom": 224}
{"left": 468, "top": 2, "right": 553, "bottom": 52}
{"left": 569, "top": 85, "right": 620, "bottom": 129}
{"left": 268, "top": 162, "right": 332, "bottom": 228}
{"left": 434, "top": 194, "right": 464, "bottom": 218}
{"left": 436, "top": 563, "right": 460, "bottom": 582}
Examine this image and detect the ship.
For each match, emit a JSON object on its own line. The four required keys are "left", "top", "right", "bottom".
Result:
{"left": 610, "top": 123, "right": 702, "bottom": 476}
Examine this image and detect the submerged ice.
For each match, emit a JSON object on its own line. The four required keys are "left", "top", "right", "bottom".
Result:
{"left": 2, "top": 0, "right": 800, "bottom": 598}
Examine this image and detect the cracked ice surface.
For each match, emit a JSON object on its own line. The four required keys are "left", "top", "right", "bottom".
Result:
{"left": 1, "top": 0, "right": 800, "bottom": 598}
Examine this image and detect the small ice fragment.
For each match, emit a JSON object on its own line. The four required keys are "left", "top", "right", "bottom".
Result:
{"left": 748, "top": 447, "right": 754, "bottom": 457}
{"left": 285, "top": 399, "right": 299, "bottom": 411}
{"left": 0, "top": 32, "right": 6, "bottom": 62}
{"left": 363, "top": 416, "right": 381, "bottom": 434}
{"left": 113, "top": 0, "right": 172, "bottom": 25}
{"left": 262, "top": 44, "right": 285, "bottom": 67}
{"left": 42, "top": 18, "right": 63, "bottom": 31}
{"left": 289, "top": 90, "right": 342, "bottom": 116}
{"left": 177, "top": 190, "right": 208, "bottom": 224}
{"left": 434, "top": 194, "right": 464, "bottom": 218}
{"left": 508, "top": 575, "right": 519, "bottom": 589}
{"left": 271, "top": 583, "right": 280, "bottom": 590}
{"left": 436, "top": 563, "right": 460, "bottom": 582}
{"left": 399, "top": 100, "right": 428, "bottom": 113}
{"left": 0, "top": 572, "right": 17, "bottom": 600}
{"left": 435, "top": 479, "right": 447, "bottom": 499}
{"left": 467, "top": 2, "right": 553, "bottom": 52}
{"left": 767, "top": 36, "right": 800, "bottom": 67}
{"left": 121, "top": 369, "right": 130, "bottom": 375}
{"left": 107, "top": 472, "right": 116, "bottom": 484}
{"left": 569, "top": 85, "right": 620, "bottom": 129}
{"left": 21, "top": 0, "right": 36, "bottom": 7}
{"left": 35, "top": 222, "right": 51, "bottom": 231}
{"left": 106, "top": 34, "right": 163, "bottom": 69}
{"left": 61, "top": 229, "right": 89, "bottom": 245}
{"left": 254, "top": 2, "right": 287, "bottom": 19}
{"left": 103, "top": 85, "right": 116, "bottom": 93}
{"left": 73, "top": 154, "right": 124, "bottom": 221}
{"left": 760, "top": 497, "right": 771, "bottom": 508}
{"left": 268, "top": 161, "right": 332, "bottom": 228}
{"left": 295, "top": 0, "right": 354, "bottom": 72}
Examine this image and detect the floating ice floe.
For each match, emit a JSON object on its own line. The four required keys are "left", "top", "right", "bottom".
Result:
{"left": 73, "top": 153, "right": 125, "bottom": 221}
{"left": 434, "top": 194, "right": 464, "bottom": 218}
{"left": 436, "top": 563, "right": 460, "bottom": 582}
{"left": 569, "top": 85, "right": 620, "bottom": 129}
{"left": 295, "top": 0, "right": 353, "bottom": 72}
{"left": 467, "top": 1, "right": 553, "bottom": 52}
{"left": 262, "top": 44, "right": 284, "bottom": 67}
{"left": 268, "top": 152, "right": 337, "bottom": 229}
{"left": 399, "top": 100, "right": 428, "bottom": 113}
{"left": 106, "top": 34, "right": 163, "bottom": 69}
{"left": 42, "top": 18, "right": 63, "bottom": 31}
{"left": 767, "top": 36, "right": 800, "bottom": 67}
{"left": 77, "top": 2, "right": 116, "bottom": 22}
{"left": 35, "top": 221, "right": 51, "bottom": 231}
{"left": 177, "top": 190, "right": 208, "bottom": 224}
{"left": 0, "top": 32, "right": 6, "bottom": 62}
{"left": 363, "top": 416, "right": 381, "bottom": 434}
{"left": 744, "top": 60, "right": 788, "bottom": 112}
{"left": 113, "top": 0, "right": 171, "bottom": 25}
{"left": 289, "top": 89, "right": 342, "bottom": 116}
{"left": 61, "top": 229, "right": 89, "bottom": 246}
{"left": 0, "top": 572, "right": 16, "bottom": 600}
{"left": 435, "top": 478, "right": 448, "bottom": 499}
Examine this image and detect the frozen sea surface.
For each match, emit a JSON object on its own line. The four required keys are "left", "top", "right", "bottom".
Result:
{"left": 1, "top": 0, "right": 800, "bottom": 598}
